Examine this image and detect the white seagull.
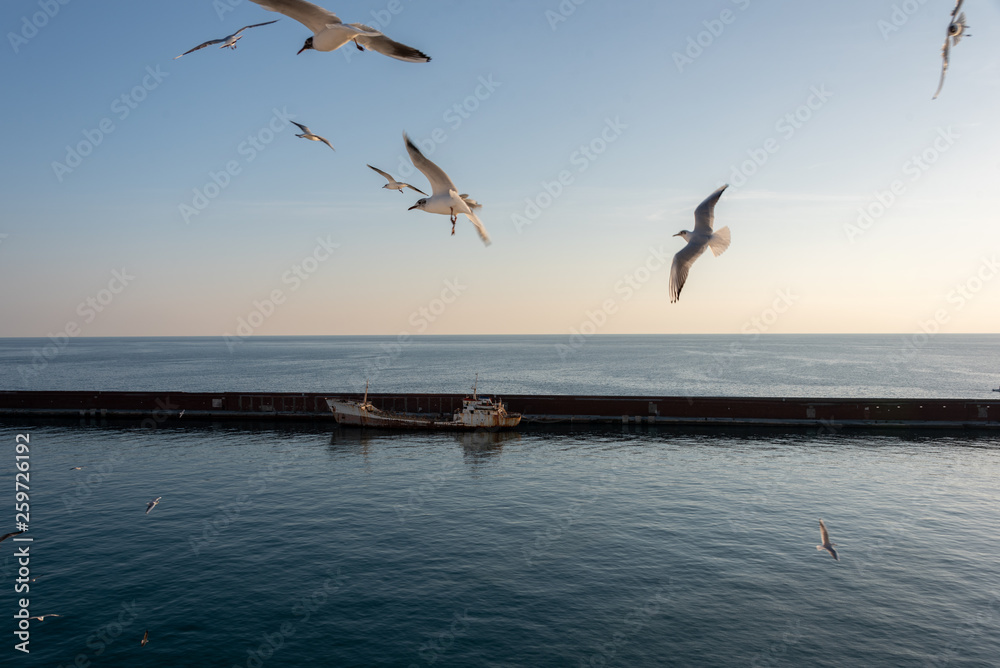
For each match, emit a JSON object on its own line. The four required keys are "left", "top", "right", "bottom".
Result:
{"left": 669, "top": 185, "right": 731, "bottom": 303}
{"left": 291, "top": 121, "right": 335, "bottom": 151}
{"left": 173, "top": 20, "right": 279, "bottom": 59}
{"left": 246, "top": 0, "right": 431, "bottom": 62}
{"left": 933, "top": 0, "right": 970, "bottom": 99}
{"left": 403, "top": 133, "right": 491, "bottom": 246}
{"left": 145, "top": 497, "right": 162, "bottom": 515}
{"left": 817, "top": 519, "right": 839, "bottom": 561}
{"left": 29, "top": 614, "right": 61, "bottom": 622}
{"left": 368, "top": 164, "right": 427, "bottom": 196}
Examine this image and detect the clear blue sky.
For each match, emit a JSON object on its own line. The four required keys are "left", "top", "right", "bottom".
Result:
{"left": 2, "top": 0, "right": 998, "bottom": 337}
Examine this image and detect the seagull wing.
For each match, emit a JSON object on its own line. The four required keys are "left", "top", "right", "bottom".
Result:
{"left": 0, "top": 530, "right": 25, "bottom": 543}
{"left": 318, "top": 136, "right": 335, "bottom": 151}
{"left": 693, "top": 185, "right": 728, "bottom": 234}
{"left": 403, "top": 183, "right": 428, "bottom": 196}
{"left": 669, "top": 240, "right": 709, "bottom": 303}
{"left": 247, "top": 0, "right": 341, "bottom": 34}
{"left": 368, "top": 164, "right": 394, "bottom": 182}
{"left": 933, "top": 37, "right": 950, "bottom": 99}
{"left": 291, "top": 121, "right": 311, "bottom": 133}
{"left": 951, "top": 0, "right": 965, "bottom": 19}
{"left": 350, "top": 24, "right": 431, "bottom": 63}
{"left": 819, "top": 519, "right": 830, "bottom": 545}
{"left": 174, "top": 38, "right": 226, "bottom": 59}
{"left": 464, "top": 209, "right": 492, "bottom": 247}
{"left": 232, "top": 20, "right": 280, "bottom": 36}
{"left": 404, "top": 132, "right": 457, "bottom": 196}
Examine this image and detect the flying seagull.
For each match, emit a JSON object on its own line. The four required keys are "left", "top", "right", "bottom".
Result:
{"left": 29, "top": 614, "right": 61, "bottom": 621}
{"left": 145, "top": 497, "right": 162, "bottom": 515}
{"left": 291, "top": 121, "right": 335, "bottom": 151}
{"left": 247, "top": 0, "right": 430, "bottom": 62}
{"left": 368, "top": 164, "right": 426, "bottom": 195}
{"left": 668, "top": 185, "right": 731, "bottom": 303}
{"left": 403, "top": 133, "right": 491, "bottom": 246}
{"left": 173, "top": 20, "right": 279, "bottom": 59}
{"left": 141, "top": 630, "right": 149, "bottom": 647}
{"left": 933, "top": 0, "right": 970, "bottom": 99}
{"left": 0, "top": 530, "right": 24, "bottom": 543}
{"left": 817, "top": 519, "right": 839, "bottom": 561}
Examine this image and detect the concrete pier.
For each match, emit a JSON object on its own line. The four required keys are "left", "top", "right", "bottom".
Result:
{"left": 0, "top": 391, "right": 998, "bottom": 429}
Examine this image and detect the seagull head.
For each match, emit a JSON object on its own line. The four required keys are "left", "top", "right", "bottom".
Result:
{"left": 297, "top": 37, "right": 314, "bottom": 55}
{"left": 408, "top": 199, "right": 428, "bottom": 211}
{"left": 673, "top": 230, "right": 691, "bottom": 241}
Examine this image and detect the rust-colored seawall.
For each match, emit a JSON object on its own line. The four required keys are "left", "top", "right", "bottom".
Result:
{"left": 0, "top": 391, "right": 998, "bottom": 429}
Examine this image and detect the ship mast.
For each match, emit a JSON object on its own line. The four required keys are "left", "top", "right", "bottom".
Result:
{"left": 472, "top": 373, "right": 478, "bottom": 400}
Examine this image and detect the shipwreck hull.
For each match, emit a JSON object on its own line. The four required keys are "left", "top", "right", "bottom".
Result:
{"left": 326, "top": 399, "right": 521, "bottom": 431}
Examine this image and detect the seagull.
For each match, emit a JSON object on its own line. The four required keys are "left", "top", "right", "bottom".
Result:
{"left": 403, "top": 133, "right": 491, "bottom": 246}
{"left": 141, "top": 630, "right": 149, "bottom": 647}
{"left": 933, "top": 0, "right": 970, "bottom": 99}
{"left": 246, "top": 0, "right": 431, "bottom": 62}
{"left": 173, "top": 20, "right": 279, "bottom": 59}
{"left": 291, "top": 121, "right": 335, "bottom": 151}
{"left": 145, "top": 497, "right": 162, "bottom": 515}
{"left": 368, "top": 164, "right": 427, "bottom": 195}
{"left": 178, "top": 410, "right": 185, "bottom": 418}
{"left": 668, "top": 185, "right": 731, "bottom": 303}
{"left": 0, "top": 530, "right": 24, "bottom": 543}
{"left": 29, "top": 614, "right": 61, "bottom": 621}
{"left": 69, "top": 466, "right": 85, "bottom": 470}
{"left": 817, "top": 519, "right": 839, "bottom": 561}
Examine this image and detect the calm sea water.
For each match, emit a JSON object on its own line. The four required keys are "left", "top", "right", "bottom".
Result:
{"left": 1, "top": 334, "right": 999, "bottom": 397}
{"left": 2, "top": 336, "right": 1000, "bottom": 666}
{"left": 2, "top": 423, "right": 999, "bottom": 667}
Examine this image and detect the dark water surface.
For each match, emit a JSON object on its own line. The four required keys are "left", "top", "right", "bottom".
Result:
{"left": 3, "top": 422, "right": 999, "bottom": 667}
{"left": 2, "top": 335, "right": 999, "bottom": 665}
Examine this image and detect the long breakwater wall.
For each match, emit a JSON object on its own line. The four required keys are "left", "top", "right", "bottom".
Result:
{"left": 1, "top": 391, "right": 998, "bottom": 429}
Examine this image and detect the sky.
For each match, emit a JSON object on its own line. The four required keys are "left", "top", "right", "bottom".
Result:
{"left": 1, "top": 0, "right": 999, "bottom": 338}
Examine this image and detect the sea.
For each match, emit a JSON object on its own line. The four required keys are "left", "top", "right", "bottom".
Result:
{"left": 1, "top": 335, "right": 999, "bottom": 667}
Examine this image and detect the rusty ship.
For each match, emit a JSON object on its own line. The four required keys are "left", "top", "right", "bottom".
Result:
{"left": 326, "top": 378, "right": 521, "bottom": 430}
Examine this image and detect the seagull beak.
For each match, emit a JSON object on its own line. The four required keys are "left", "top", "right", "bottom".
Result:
{"left": 297, "top": 45, "right": 308, "bottom": 55}
{"left": 672, "top": 232, "right": 682, "bottom": 237}
{"left": 407, "top": 204, "right": 419, "bottom": 210}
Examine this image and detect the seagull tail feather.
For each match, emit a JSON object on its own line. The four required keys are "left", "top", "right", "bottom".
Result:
{"left": 708, "top": 226, "right": 731, "bottom": 257}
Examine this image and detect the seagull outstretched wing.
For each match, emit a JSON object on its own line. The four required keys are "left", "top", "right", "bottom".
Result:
{"left": 669, "top": 241, "right": 709, "bottom": 303}
{"left": 350, "top": 24, "right": 431, "bottom": 62}
{"left": 248, "top": 0, "right": 341, "bottom": 33}
{"left": 404, "top": 133, "right": 458, "bottom": 196}
{"left": 693, "top": 185, "right": 728, "bottom": 235}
